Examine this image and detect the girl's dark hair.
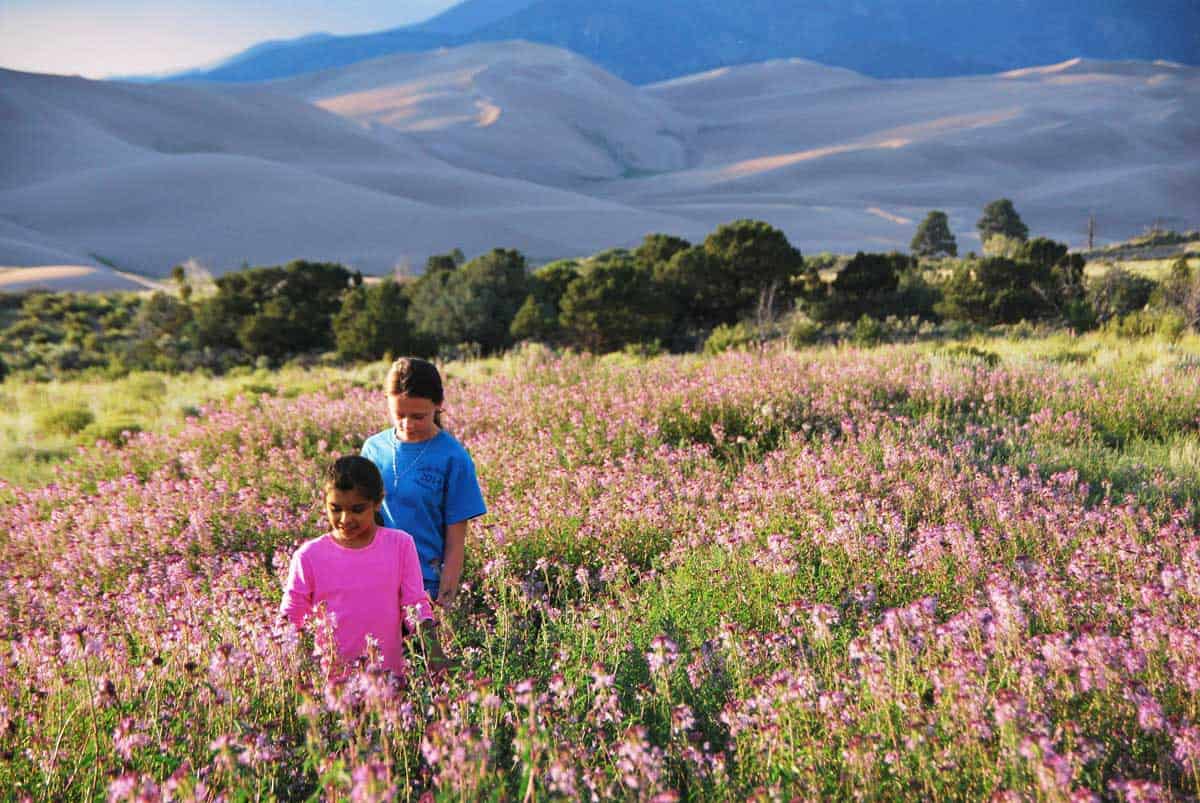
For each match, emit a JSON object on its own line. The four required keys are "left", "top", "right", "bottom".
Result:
{"left": 323, "top": 455, "right": 384, "bottom": 503}
{"left": 386, "top": 357, "right": 445, "bottom": 426}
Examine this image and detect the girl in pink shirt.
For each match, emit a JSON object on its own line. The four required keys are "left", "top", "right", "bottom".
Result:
{"left": 279, "top": 455, "right": 446, "bottom": 676}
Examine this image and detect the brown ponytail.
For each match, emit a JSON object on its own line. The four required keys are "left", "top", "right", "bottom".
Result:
{"left": 386, "top": 357, "right": 445, "bottom": 427}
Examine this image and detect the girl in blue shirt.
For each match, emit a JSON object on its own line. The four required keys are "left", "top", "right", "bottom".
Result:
{"left": 361, "top": 357, "right": 487, "bottom": 607}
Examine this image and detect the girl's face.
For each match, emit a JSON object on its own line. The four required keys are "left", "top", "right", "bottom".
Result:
{"left": 388, "top": 393, "right": 440, "bottom": 443}
{"left": 324, "top": 485, "right": 381, "bottom": 548}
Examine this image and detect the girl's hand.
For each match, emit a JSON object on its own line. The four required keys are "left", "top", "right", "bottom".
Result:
{"left": 436, "top": 586, "right": 458, "bottom": 610}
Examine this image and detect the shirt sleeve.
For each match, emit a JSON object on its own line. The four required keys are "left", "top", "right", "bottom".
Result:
{"left": 445, "top": 450, "right": 487, "bottom": 525}
{"left": 278, "top": 549, "right": 314, "bottom": 628}
{"left": 397, "top": 532, "right": 434, "bottom": 628}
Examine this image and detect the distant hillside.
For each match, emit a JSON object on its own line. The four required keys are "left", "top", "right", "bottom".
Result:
{"left": 166, "top": 0, "right": 1200, "bottom": 84}
{"left": 3, "top": 46, "right": 1197, "bottom": 280}
{"left": 1079, "top": 229, "right": 1200, "bottom": 263}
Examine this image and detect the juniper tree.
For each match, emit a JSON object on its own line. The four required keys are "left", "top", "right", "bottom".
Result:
{"left": 910, "top": 210, "right": 958, "bottom": 258}
{"left": 977, "top": 198, "right": 1029, "bottom": 244}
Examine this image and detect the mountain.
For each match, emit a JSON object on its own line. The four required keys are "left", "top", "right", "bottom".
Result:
{"left": 2, "top": 44, "right": 1197, "bottom": 282}
{"left": 166, "top": 0, "right": 1200, "bottom": 85}
{"left": 411, "top": 0, "right": 540, "bottom": 35}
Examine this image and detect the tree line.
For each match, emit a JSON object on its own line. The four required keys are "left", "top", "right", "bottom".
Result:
{"left": 2, "top": 205, "right": 1198, "bottom": 379}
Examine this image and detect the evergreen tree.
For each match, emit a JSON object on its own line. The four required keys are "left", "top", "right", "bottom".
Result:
{"left": 818, "top": 252, "right": 912, "bottom": 321}
{"left": 194, "top": 260, "right": 356, "bottom": 359}
{"left": 976, "top": 199, "right": 1029, "bottom": 244}
{"left": 559, "top": 255, "right": 669, "bottom": 352}
{"left": 510, "top": 260, "right": 579, "bottom": 344}
{"left": 702, "top": 219, "right": 803, "bottom": 322}
{"left": 333, "top": 279, "right": 418, "bottom": 362}
{"left": 936, "top": 257, "right": 1053, "bottom": 324}
{"left": 652, "top": 246, "right": 730, "bottom": 331}
{"left": 634, "top": 233, "right": 691, "bottom": 270}
{"left": 910, "top": 210, "right": 958, "bottom": 258}
{"left": 407, "top": 249, "right": 529, "bottom": 354}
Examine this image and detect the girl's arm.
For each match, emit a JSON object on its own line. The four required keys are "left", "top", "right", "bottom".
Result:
{"left": 398, "top": 532, "right": 446, "bottom": 670}
{"left": 278, "top": 551, "right": 313, "bottom": 627}
{"left": 437, "top": 520, "right": 467, "bottom": 608}
{"left": 441, "top": 446, "right": 486, "bottom": 608}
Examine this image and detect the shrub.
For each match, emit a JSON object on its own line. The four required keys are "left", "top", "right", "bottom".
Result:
{"left": 787, "top": 314, "right": 822, "bottom": 348}
{"left": 239, "top": 382, "right": 278, "bottom": 397}
{"left": 80, "top": 417, "right": 143, "bottom": 446}
{"left": 852, "top": 314, "right": 885, "bottom": 346}
{"left": 704, "top": 322, "right": 757, "bottom": 355}
{"left": 622, "top": 339, "right": 664, "bottom": 359}
{"left": 937, "top": 343, "right": 1000, "bottom": 366}
{"left": 35, "top": 404, "right": 94, "bottom": 436}
{"left": 1106, "top": 309, "right": 1187, "bottom": 341}
{"left": 1087, "top": 267, "right": 1156, "bottom": 324}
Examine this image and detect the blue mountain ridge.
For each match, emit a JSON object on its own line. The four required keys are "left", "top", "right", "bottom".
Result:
{"left": 163, "top": 0, "right": 1199, "bottom": 85}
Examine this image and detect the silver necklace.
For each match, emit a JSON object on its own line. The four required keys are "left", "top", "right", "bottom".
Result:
{"left": 392, "top": 431, "right": 434, "bottom": 486}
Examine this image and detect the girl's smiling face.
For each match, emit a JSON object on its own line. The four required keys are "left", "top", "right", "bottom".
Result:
{"left": 324, "top": 485, "right": 380, "bottom": 548}
{"left": 388, "top": 393, "right": 441, "bottom": 443}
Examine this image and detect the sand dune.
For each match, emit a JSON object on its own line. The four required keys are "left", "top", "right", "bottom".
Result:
{"left": 0, "top": 265, "right": 165, "bottom": 292}
{"left": 272, "top": 41, "right": 695, "bottom": 186}
{"left": 0, "top": 46, "right": 1196, "bottom": 286}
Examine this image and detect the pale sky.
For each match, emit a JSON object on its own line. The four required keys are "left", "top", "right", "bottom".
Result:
{"left": 0, "top": 0, "right": 461, "bottom": 78}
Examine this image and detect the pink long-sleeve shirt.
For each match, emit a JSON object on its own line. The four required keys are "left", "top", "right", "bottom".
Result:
{"left": 279, "top": 527, "right": 434, "bottom": 675}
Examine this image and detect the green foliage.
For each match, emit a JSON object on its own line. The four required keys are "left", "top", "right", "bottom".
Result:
{"left": 408, "top": 249, "right": 530, "bottom": 354}
{"left": 1087, "top": 267, "right": 1157, "bottom": 325}
{"left": 833, "top": 251, "right": 903, "bottom": 297}
{"left": 702, "top": 219, "right": 803, "bottom": 321}
{"left": 976, "top": 198, "right": 1029, "bottom": 244}
{"left": 852, "top": 314, "right": 885, "bottom": 346}
{"left": 80, "top": 415, "right": 144, "bottom": 446}
{"left": 509, "top": 260, "right": 579, "bottom": 345}
{"left": 125, "top": 292, "right": 195, "bottom": 371}
{"left": 652, "top": 245, "right": 727, "bottom": 332}
{"left": 195, "top": 261, "right": 357, "bottom": 360}
{"left": 936, "top": 257, "right": 1055, "bottom": 325}
{"left": 509, "top": 296, "right": 551, "bottom": 345}
{"left": 910, "top": 210, "right": 957, "bottom": 258}
{"left": 1169, "top": 256, "right": 1193, "bottom": 284}
{"left": 1153, "top": 256, "right": 1199, "bottom": 322}
{"left": 332, "top": 279, "right": 418, "bottom": 362}
{"left": 1105, "top": 309, "right": 1187, "bottom": 341}
{"left": 893, "top": 265, "right": 942, "bottom": 321}
{"left": 0, "top": 291, "right": 142, "bottom": 375}
{"left": 937, "top": 343, "right": 1000, "bottom": 366}
{"left": 35, "top": 403, "right": 95, "bottom": 436}
{"left": 787, "top": 314, "right": 822, "bottom": 348}
{"left": 123, "top": 373, "right": 169, "bottom": 406}
{"left": 559, "top": 255, "right": 669, "bottom": 353}
{"left": 1015, "top": 236, "right": 1067, "bottom": 268}
{"left": 424, "top": 248, "right": 465, "bottom": 274}
{"left": 815, "top": 252, "right": 915, "bottom": 322}
{"left": 703, "top": 322, "right": 758, "bottom": 355}
{"left": 633, "top": 233, "right": 691, "bottom": 270}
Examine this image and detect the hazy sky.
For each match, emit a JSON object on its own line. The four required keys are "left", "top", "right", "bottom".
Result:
{"left": 0, "top": 0, "right": 461, "bottom": 78}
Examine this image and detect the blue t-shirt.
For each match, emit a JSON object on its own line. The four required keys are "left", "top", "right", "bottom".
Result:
{"left": 361, "top": 428, "right": 487, "bottom": 595}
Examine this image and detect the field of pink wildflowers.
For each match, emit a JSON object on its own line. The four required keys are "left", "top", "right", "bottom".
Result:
{"left": 2, "top": 344, "right": 1199, "bottom": 801}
